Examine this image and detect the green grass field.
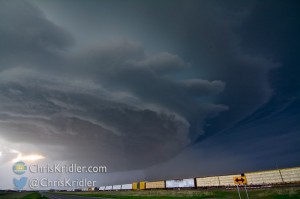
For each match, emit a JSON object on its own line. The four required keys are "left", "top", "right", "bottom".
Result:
{"left": 0, "top": 192, "right": 47, "bottom": 199}
{"left": 62, "top": 187, "right": 300, "bottom": 199}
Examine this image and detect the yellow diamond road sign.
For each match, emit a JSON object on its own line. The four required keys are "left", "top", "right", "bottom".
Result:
{"left": 233, "top": 176, "right": 247, "bottom": 185}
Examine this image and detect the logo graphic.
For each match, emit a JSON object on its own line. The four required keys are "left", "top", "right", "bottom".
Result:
{"left": 13, "top": 177, "right": 28, "bottom": 190}
{"left": 12, "top": 161, "right": 27, "bottom": 175}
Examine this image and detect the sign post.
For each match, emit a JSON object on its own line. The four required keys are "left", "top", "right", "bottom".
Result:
{"left": 233, "top": 175, "right": 249, "bottom": 199}
{"left": 236, "top": 185, "right": 242, "bottom": 199}
{"left": 244, "top": 185, "right": 249, "bottom": 199}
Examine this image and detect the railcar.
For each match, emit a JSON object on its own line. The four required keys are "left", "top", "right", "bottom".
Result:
{"left": 98, "top": 167, "right": 300, "bottom": 191}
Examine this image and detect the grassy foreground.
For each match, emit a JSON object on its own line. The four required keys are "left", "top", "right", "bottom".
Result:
{"left": 0, "top": 192, "right": 47, "bottom": 199}
{"left": 61, "top": 187, "right": 300, "bottom": 199}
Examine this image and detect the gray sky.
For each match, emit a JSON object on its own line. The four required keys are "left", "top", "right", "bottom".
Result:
{"left": 0, "top": 0, "right": 299, "bottom": 189}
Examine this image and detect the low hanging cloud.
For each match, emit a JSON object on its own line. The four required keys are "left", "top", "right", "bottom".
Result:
{"left": 0, "top": 1, "right": 227, "bottom": 171}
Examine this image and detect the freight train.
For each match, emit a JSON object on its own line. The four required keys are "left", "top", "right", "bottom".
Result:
{"left": 98, "top": 167, "right": 300, "bottom": 191}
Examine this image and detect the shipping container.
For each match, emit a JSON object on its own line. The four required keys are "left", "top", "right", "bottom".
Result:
{"left": 146, "top": 181, "right": 165, "bottom": 189}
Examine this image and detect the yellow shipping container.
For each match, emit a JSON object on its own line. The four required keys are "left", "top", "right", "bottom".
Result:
{"left": 132, "top": 182, "right": 138, "bottom": 190}
{"left": 146, "top": 181, "right": 165, "bottom": 189}
{"left": 140, "top": 181, "right": 146, "bottom": 190}
{"left": 132, "top": 182, "right": 146, "bottom": 190}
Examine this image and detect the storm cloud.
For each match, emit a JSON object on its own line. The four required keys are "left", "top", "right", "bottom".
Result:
{"left": 0, "top": 0, "right": 228, "bottom": 171}
{"left": 0, "top": 0, "right": 299, "bottom": 188}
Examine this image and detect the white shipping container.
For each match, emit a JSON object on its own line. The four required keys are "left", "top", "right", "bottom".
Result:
{"left": 121, "top": 184, "right": 133, "bottom": 190}
{"left": 112, "top": 185, "right": 122, "bottom": 190}
{"left": 219, "top": 174, "right": 240, "bottom": 186}
{"left": 105, "top": 185, "right": 113, "bottom": 190}
{"left": 166, "top": 178, "right": 195, "bottom": 188}
{"left": 196, "top": 176, "right": 220, "bottom": 187}
{"left": 280, "top": 167, "right": 300, "bottom": 183}
{"left": 246, "top": 170, "right": 283, "bottom": 185}
{"left": 99, "top": 186, "right": 105, "bottom": 191}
